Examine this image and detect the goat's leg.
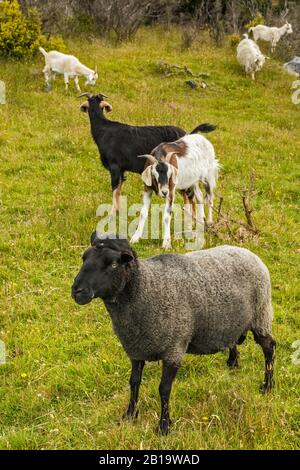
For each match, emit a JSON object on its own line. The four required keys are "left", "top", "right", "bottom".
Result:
{"left": 253, "top": 332, "right": 276, "bottom": 393}
{"left": 123, "top": 360, "right": 145, "bottom": 420}
{"left": 193, "top": 184, "right": 205, "bottom": 225}
{"left": 158, "top": 361, "right": 180, "bottom": 435}
{"left": 162, "top": 194, "right": 174, "bottom": 250}
{"left": 205, "top": 181, "right": 215, "bottom": 226}
{"left": 131, "top": 189, "right": 153, "bottom": 244}
{"left": 74, "top": 76, "right": 81, "bottom": 93}
{"left": 110, "top": 165, "right": 122, "bottom": 215}
{"left": 64, "top": 73, "right": 69, "bottom": 91}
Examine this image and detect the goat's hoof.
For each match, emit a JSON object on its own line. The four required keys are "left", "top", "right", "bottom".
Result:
{"left": 122, "top": 408, "right": 139, "bottom": 421}
{"left": 260, "top": 379, "right": 274, "bottom": 394}
{"left": 158, "top": 418, "right": 171, "bottom": 436}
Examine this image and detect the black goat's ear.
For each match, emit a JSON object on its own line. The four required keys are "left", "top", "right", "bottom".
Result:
{"left": 91, "top": 231, "right": 99, "bottom": 246}
{"left": 120, "top": 251, "right": 134, "bottom": 264}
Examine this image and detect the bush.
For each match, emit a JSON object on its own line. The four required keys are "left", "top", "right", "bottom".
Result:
{"left": 246, "top": 12, "right": 265, "bottom": 31}
{"left": 0, "top": 0, "right": 67, "bottom": 59}
{"left": 0, "top": 0, "right": 43, "bottom": 58}
{"left": 40, "top": 35, "right": 67, "bottom": 53}
{"left": 229, "top": 33, "right": 241, "bottom": 48}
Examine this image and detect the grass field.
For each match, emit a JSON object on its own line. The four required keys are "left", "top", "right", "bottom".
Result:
{"left": 0, "top": 27, "right": 299, "bottom": 450}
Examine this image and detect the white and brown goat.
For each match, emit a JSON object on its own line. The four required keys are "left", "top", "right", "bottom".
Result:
{"left": 131, "top": 134, "right": 220, "bottom": 249}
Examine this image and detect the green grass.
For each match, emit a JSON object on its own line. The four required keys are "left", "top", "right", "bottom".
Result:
{"left": 0, "top": 27, "right": 299, "bottom": 450}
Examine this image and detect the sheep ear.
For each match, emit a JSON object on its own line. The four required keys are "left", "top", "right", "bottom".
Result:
{"left": 141, "top": 166, "right": 153, "bottom": 187}
{"left": 91, "top": 231, "right": 99, "bottom": 246}
{"left": 120, "top": 251, "right": 134, "bottom": 264}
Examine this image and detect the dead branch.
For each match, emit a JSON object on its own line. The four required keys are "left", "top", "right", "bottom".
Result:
{"left": 158, "top": 61, "right": 210, "bottom": 78}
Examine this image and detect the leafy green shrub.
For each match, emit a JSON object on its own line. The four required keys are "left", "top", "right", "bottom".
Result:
{"left": 40, "top": 35, "right": 67, "bottom": 53}
{"left": 246, "top": 12, "right": 265, "bottom": 31}
{"left": 229, "top": 33, "right": 241, "bottom": 48}
{"left": 0, "top": 0, "right": 67, "bottom": 59}
{"left": 0, "top": 0, "right": 43, "bottom": 58}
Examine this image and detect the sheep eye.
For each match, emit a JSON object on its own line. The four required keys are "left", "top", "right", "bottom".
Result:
{"left": 111, "top": 261, "right": 118, "bottom": 269}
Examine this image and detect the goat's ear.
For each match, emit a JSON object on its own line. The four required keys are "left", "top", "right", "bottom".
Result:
{"left": 100, "top": 101, "right": 112, "bottom": 113}
{"left": 120, "top": 251, "right": 134, "bottom": 264}
{"left": 80, "top": 102, "right": 89, "bottom": 113}
{"left": 171, "top": 166, "right": 179, "bottom": 185}
{"left": 141, "top": 166, "right": 153, "bottom": 187}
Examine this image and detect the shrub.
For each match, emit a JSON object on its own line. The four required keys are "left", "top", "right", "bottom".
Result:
{"left": 40, "top": 35, "right": 67, "bottom": 53}
{"left": 246, "top": 12, "right": 265, "bottom": 31}
{"left": 229, "top": 33, "right": 241, "bottom": 48}
{"left": 0, "top": 0, "right": 43, "bottom": 58}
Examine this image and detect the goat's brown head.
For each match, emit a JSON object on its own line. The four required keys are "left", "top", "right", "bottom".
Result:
{"left": 139, "top": 153, "right": 179, "bottom": 198}
{"left": 79, "top": 93, "right": 113, "bottom": 114}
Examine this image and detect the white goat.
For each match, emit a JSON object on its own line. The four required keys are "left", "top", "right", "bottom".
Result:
{"left": 237, "top": 35, "right": 265, "bottom": 80}
{"left": 248, "top": 22, "right": 293, "bottom": 53}
{"left": 39, "top": 48, "right": 98, "bottom": 92}
{"left": 131, "top": 134, "right": 220, "bottom": 250}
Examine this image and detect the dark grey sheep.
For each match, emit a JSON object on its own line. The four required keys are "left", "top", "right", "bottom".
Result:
{"left": 72, "top": 233, "right": 276, "bottom": 435}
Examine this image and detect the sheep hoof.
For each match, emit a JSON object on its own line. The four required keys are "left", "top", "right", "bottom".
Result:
{"left": 158, "top": 418, "right": 171, "bottom": 436}
{"left": 162, "top": 241, "right": 172, "bottom": 251}
{"left": 227, "top": 358, "right": 239, "bottom": 369}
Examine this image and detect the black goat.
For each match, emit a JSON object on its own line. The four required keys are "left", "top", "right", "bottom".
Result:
{"left": 80, "top": 92, "right": 216, "bottom": 213}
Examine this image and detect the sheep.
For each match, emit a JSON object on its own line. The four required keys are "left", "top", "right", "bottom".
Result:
{"left": 39, "top": 48, "right": 98, "bottom": 92}
{"left": 72, "top": 233, "right": 276, "bottom": 435}
{"left": 79, "top": 92, "right": 216, "bottom": 214}
{"left": 131, "top": 133, "right": 220, "bottom": 250}
{"left": 237, "top": 34, "right": 265, "bottom": 80}
{"left": 249, "top": 22, "right": 293, "bottom": 53}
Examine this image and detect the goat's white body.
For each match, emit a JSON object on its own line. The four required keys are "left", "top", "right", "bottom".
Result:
{"left": 176, "top": 135, "right": 219, "bottom": 190}
{"left": 39, "top": 48, "right": 98, "bottom": 92}
{"left": 131, "top": 134, "right": 220, "bottom": 249}
{"left": 249, "top": 23, "right": 293, "bottom": 52}
{"left": 237, "top": 35, "right": 265, "bottom": 80}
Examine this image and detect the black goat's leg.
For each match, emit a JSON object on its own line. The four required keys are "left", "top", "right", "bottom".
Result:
{"left": 123, "top": 360, "right": 145, "bottom": 420}
{"left": 253, "top": 332, "right": 276, "bottom": 393}
{"left": 110, "top": 165, "right": 122, "bottom": 214}
{"left": 227, "top": 345, "right": 240, "bottom": 368}
{"left": 158, "top": 361, "right": 179, "bottom": 435}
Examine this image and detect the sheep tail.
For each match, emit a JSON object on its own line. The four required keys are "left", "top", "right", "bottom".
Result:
{"left": 190, "top": 123, "right": 216, "bottom": 134}
{"left": 39, "top": 47, "right": 48, "bottom": 57}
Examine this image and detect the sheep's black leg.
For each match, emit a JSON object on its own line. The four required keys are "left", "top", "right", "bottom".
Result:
{"left": 158, "top": 362, "right": 179, "bottom": 435}
{"left": 253, "top": 332, "right": 276, "bottom": 393}
{"left": 227, "top": 346, "right": 240, "bottom": 368}
{"left": 110, "top": 165, "right": 122, "bottom": 214}
{"left": 123, "top": 360, "right": 145, "bottom": 420}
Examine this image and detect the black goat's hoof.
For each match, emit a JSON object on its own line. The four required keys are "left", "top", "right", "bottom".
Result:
{"left": 260, "top": 380, "right": 274, "bottom": 394}
{"left": 158, "top": 419, "right": 171, "bottom": 436}
{"left": 122, "top": 408, "right": 139, "bottom": 421}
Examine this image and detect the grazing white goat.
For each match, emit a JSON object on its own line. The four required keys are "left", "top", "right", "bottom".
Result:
{"left": 131, "top": 133, "right": 220, "bottom": 250}
{"left": 237, "top": 35, "right": 265, "bottom": 80}
{"left": 39, "top": 48, "right": 98, "bottom": 92}
{"left": 249, "top": 22, "right": 293, "bottom": 53}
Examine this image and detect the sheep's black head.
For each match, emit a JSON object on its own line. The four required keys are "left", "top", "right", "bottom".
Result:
{"left": 79, "top": 93, "right": 113, "bottom": 114}
{"left": 72, "top": 232, "right": 137, "bottom": 305}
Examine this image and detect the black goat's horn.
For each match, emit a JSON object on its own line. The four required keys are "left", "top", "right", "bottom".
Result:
{"left": 97, "top": 93, "right": 108, "bottom": 98}
{"left": 78, "top": 92, "right": 92, "bottom": 98}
